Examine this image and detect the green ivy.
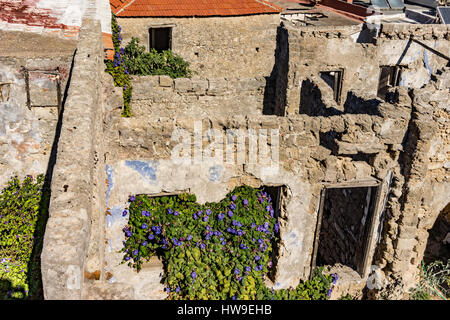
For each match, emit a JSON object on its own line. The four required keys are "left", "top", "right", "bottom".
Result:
{"left": 0, "top": 175, "right": 47, "bottom": 299}
{"left": 122, "top": 185, "right": 336, "bottom": 300}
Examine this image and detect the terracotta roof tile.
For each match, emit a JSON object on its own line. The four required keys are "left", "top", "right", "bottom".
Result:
{"left": 111, "top": 0, "right": 282, "bottom": 17}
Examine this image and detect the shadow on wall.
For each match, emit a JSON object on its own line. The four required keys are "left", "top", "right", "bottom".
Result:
{"left": 263, "top": 25, "right": 289, "bottom": 116}
{"left": 299, "top": 79, "right": 382, "bottom": 116}
{"left": 24, "top": 53, "right": 76, "bottom": 300}
{"left": 423, "top": 203, "right": 450, "bottom": 264}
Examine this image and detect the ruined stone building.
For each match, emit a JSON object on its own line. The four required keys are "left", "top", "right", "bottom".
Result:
{"left": 0, "top": 0, "right": 449, "bottom": 300}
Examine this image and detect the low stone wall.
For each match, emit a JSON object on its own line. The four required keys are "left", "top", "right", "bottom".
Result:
{"left": 40, "top": 19, "right": 106, "bottom": 300}
{"left": 130, "top": 75, "right": 271, "bottom": 117}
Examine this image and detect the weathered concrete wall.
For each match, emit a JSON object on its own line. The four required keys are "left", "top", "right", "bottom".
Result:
{"left": 116, "top": 14, "right": 280, "bottom": 78}
{"left": 130, "top": 75, "right": 271, "bottom": 117}
{"left": 0, "top": 40, "right": 75, "bottom": 188}
{"left": 40, "top": 19, "right": 106, "bottom": 300}
{"left": 0, "top": 0, "right": 112, "bottom": 38}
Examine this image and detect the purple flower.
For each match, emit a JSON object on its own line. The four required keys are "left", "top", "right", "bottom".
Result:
{"left": 148, "top": 234, "right": 154, "bottom": 240}
{"left": 174, "top": 211, "right": 179, "bottom": 216}
{"left": 274, "top": 222, "right": 280, "bottom": 233}
{"left": 141, "top": 223, "right": 148, "bottom": 229}
{"left": 217, "top": 213, "right": 224, "bottom": 220}
{"left": 122, "top": 210, "right": 128, "bottom": 216}
{"left": 191, "top": 271, "right": 196, "bottom": 279}
{"left": 255, "top": 255, "right": 260, "bottom": 261}
{"left": 187, "top": 235, "right": 192, "bottom": 241}
{"left": 327, "top": 289, "right": 332, "bottom": 298}
{"left": 206, "top": 209, "right": 211, "bottom": 216}
{"left": 231, "top": 195, "right": 237, "bottom": 201}
{"left": 234, "top": 268, "right": 240, "bottom": 275}
{"left": 143, "top": 241, "right": 148, "bottom": 246}
{"left": 228, "top": 211, "right": 233, "bottom": 217}
{"left": 243, "top": 199, "right": 249, "bottom": 206}
{"left": 132, "top": 249, "right": 138, "bottom": 256}
{"left": 203, "top": 216, "right": 209, "bottom": 222}
{"left": 176, "top": 287, "right": 181, "bottom": 293}
{"left": 230, "top": 203, "right": 236, "bottom": 210}
{"left": 332, "top": 273, "right": 338, "bottom": 284}
{"left": 129, "top": 195, "right": 135, "bottom": 202}
{"left": 200, "top": 243, "right": 206, "bottom": 249}
{"left": 168, "top": 208, "right": 173, "bottom": 215}
{"left": 125, "top": 230, "right": 132, "bottom": 237}
{"left": 125, "top": 256, "right": 131, "bottom": 261}
{"left": 245, "top": 266, "right": 251, "bottom": 273}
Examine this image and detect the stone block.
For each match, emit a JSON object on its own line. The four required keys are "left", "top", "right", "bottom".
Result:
{"left": 159, "top": 75, "right": 173, "bottom": 87}
{"left": 174, "top": 78, "right": 192, "bottom": 92}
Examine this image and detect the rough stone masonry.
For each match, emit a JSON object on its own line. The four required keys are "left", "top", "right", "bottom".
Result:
{"left": 0, "top": 6, "right": 447, "bottom": 300}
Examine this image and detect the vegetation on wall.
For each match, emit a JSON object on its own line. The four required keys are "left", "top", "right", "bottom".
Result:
{"left": 121, "top": 185, "right": 337, "bottom": 300}
{"left": 122, "top": 38, "right": 192, "bottom": 79}
{"left": 0, "top": 175, "right": 49, "bottom": 299}
{"left": 105, "top": 15, "right": 192, "bottom": 117}
{"left": 105, "top": 14, "right": 132, "bottom": 117}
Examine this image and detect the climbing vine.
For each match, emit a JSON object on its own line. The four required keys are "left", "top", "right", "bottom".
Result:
{"left": 121, "top": 185, "right": 337, "bottom": 300}
{"left": 105, "top": 14, "right": 132, "bottom": 117}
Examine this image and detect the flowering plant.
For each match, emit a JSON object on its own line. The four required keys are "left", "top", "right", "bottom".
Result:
{"left": 105, "top": 14, "right": 132, "bottom": 117}
{"left": 121, "top": 185, "right": 334, "bottom": 300}
{"left": 0, "top": 175, "right": 47, "bottom": 299}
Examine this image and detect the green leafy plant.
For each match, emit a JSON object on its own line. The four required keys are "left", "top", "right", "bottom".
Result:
{"left": 105, "top": 15, "right": 193, "bottom": 117}
{"left": 122, "top": 38, "right": 192, "bottom": 79}
{"left": 0, "top": 175, "right": 47, "bottom": 299}
{"left": 410, "top": 259, "right": 450, "bottom": 300}
{"left": 121, "top": 185, "right": 335, "bottom": 300}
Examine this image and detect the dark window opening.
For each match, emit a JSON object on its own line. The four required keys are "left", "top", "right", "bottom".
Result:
{"left": 319, "top": 70, "right": 344, "bottom": 104}
{"left": 261, "top": 185, "right": 285, "bottom": 219}
{"left": 311, "top": 185, "right": 380, "bottom": 277}
{"left": 149, "top": 27, "right": 172, "bottom": 52}
{"left": 423, "top": 202, "right": 450, "bottom": 264}
{"left": 261, "top": 185, "right": 287, "bottom": 281}
{"left": 377, "top": 65, "right": 402, "bottom": 99}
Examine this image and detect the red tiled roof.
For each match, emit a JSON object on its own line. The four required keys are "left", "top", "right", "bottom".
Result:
{"left": 110, "top": 0, "right": 282, "bottom": 17}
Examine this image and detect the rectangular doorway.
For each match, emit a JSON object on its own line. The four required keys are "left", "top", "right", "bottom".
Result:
{"left": 311, "top": 183, "right": 382, "bottom": 278}
{"left": 319, "top": 69, "right": 344, "bottom": 104}
{"left": 377, "top": 65, "right": 402, "bottom": 99}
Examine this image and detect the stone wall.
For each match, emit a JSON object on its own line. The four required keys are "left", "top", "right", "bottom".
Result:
{"left": 40, "top": 19, "right": 106, "bottom": 300}
{"left": 0, "top": 38, "right": 75, "bottom": 187}
{"left": 35, "top": 15, "right": 449, "bottom": 300}
{"left": 281, "top": 22, "right": 450, "bottom": 117}
{"left": 98, "top": 41, "right": 449, "bottom": 299}
{"left": 130, "top": 75, "right": 271, "bottom": 117}
{"left": 116, "top": 14, "right": 280, "bottom": 78}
